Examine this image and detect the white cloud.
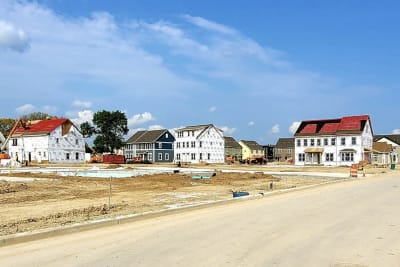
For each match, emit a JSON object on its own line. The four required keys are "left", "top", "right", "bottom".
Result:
{"left": 248, "top": 121, "right": 255, "bottom": 126}
{"left": 219, "top": 126, "right": 237, "bottom": 135}
{"left": 0, "top": 20, "right": 30, "bottom": 52}
{"left": 70, "top": 110, "right": 94, "bottom": 126}
{"left": 272, "top": 124, "right": 280, "bottom": 134}
{"left": 148, "top": 124, "right": 164, "bottom": 130}
{"left": 16, "top": 104, "right": 35, "bottom": 114}
{"left": 128, "top": 112, "right": 154, "bottom": 127}
{"left": 209, "top": 106, "right": 216, "bottom": 112}
{"left": 73, "top": 100, "right": 92, "bottom": 109}
{"left": 289, "top": 121, "right": 301, "bottom": 134}
{"left": 392, "top": 129, "right": 400, "bottom": 134}
{"left": 182, "top": 15, "right": 236, "bottom": 35}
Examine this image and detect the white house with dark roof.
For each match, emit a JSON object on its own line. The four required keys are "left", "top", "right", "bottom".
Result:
{"left": 294, "top": 115, "right": 373, "bottom": 166}
{"left": 7, "top": 118, "right": 85, "bottom": 164}
{"left": 373, "top": 134, "right": 400, "bottom": 164}
{"left": 174, "top": 124, "right": 224, "bottom": 164}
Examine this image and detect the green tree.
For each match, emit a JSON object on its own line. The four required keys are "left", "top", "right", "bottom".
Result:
{"left": 80, "top": 121, "right": 96, "bottom": 138}
{"left": 92, "top": 110, "right": 129, "bottom": 153}
{"left": 0, "top": 118, "right": 16, "bottom": 136}
{"left": 21, "top": 112, "right": 55, "bottom": 121}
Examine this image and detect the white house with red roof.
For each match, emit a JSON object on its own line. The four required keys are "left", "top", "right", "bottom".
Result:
{"left": 294, "top": 115, "right": 373, "bottom": 166}
{"left": 7, "top": 118, "right": 85, "bottom": 164}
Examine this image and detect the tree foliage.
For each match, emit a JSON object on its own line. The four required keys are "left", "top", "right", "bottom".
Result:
{"left": 21, "top": 112, "right": 55, "bottom": 121}
{"left": 0, "top": 118, "right": 16, "bottom": 136}
{"left": 80, "top": 121, "right": 96, "bottom": 138}
{"left": 91, "top": 110, "right": 129, "bottom": 153}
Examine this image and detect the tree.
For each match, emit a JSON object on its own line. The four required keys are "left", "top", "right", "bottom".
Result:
{"left": 91, "top": 110, "right": 129, "bottom": 153}
{"left": 0, "top": 118, "right": 16, "bottom": 136}
{"left": 80, "top": 121, "right": 96, "bottom": 138}
{"left": 21, "top": 112, "right": 55, "bottom": 121}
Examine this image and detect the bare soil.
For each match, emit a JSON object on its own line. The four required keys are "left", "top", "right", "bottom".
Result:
{"left": 0, "top": 166, "right": 346, "bottom": 236}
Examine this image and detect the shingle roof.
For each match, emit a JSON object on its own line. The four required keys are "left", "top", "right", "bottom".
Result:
{"left": 373, "top": 142, "right": 392, "bottom": 153}
{"left": 240, "top": 140, "right": 263, "bottom": 151}
{"left": 275, "top": 138, "right": 294, "bottom": 149}
{"left": 126, "top": 129, "right": 170, "bottom": 143}
{"left": 224, "top": 136, "right": 241, "bottom": 149}
{"left": 374, "top": 134, "right": 400, "bottom": 145}
{"left": 295, "top": 115, "right": 371, "bottom": 136}
{"left": 12, "top": 118, "right": 70, "bottom": 135}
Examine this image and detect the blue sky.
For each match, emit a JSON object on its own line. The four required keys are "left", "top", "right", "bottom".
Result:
{"left": 1, "top": 0, "right": 399, "bottom": 144}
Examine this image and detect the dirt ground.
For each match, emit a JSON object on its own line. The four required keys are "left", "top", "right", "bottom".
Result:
{"left": 0, "top": 164, "right": 378, "bottom": 236}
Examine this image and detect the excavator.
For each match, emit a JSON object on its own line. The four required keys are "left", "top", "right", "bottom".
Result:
{"left": 0, "top": 119, "right": 26, "bottom": 158}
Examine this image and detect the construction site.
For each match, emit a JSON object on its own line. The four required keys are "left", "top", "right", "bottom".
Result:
{"left": 0, "top": 163, "right": 362, "bottom": 237}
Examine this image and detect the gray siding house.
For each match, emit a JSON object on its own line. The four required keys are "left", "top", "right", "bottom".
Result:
{"left": 124, "top": 129, "right": 175, "bottom": 163}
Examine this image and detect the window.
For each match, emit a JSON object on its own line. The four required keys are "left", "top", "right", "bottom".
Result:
{"left": 75, "top": 139, "right": 79, "bottom": 145}
{"left": 148, "top": 153, "right": 153, "bottom": 160}
{"left": 158, "top": 153, "right": 162, "bottom": 160}
{"left": 199, "top": 153, "right": 203, "bottom": 160}
{"left": 165, "top": 153, "right": 169, "bottom": 161}
{"left": 165, "top": 133, "right": 169, "bottom": 138}
{"left": 158, "top": 143, "right": 162, "bottom": 149}
{"left": 75, "top": 152, "right": 79, "bottom": 160}
{"left": 191, "top": 153, "right": 196, "bottom": 160}
{"left": 44, "top": 152, "right": 46, "bottom": 158}
{"left": 298, "top": 153, "right": 305, "bottom": 162}
{"left": 310, "top": 139, "right": 315, "bottom": 146}
{"left": 324, "top": 138, "right": 328, "bottom": 146}
{"left": 331, "top": 138, "right": 336, "bottom": 146}
{"left": 317, "top": 139, "right": 321, "bottom": 146}
{"left": 66, "top": 153, "right": 70, "bottom": 160}
{"left": 176, "top": 153, "right": 181, "bottom": 160}
{"left": 351, "top": 137, "right": 356, "bottom": 145}
{"left": 191, "top": 141, "right": 195, "bottom": 148}
{"left": 303, "top": 139, "right": 308, "bottom": 147}
{"left": 341, "top": 138, "right": 346, "bottom": 145}
{"left": 199, "top": 141, "right": 202, "bottom": 148}
{"left": 38, "top": 151, "right": 42, "bottom": 157}
{"left": 56, "top": 138, "right": 59, "bottom": 144}
{"left": 297, "top": 140, "right": 301, "bottom": 147}
{"left": 183, "top": 142, "right": 185, "bottom": 148}
{"left": 186, "top": 142, "right": 189, "bottom": 148}
{"left": 177, "top": 142, "right": 180, "bottom": 148}
{"left": 207, "top": 153, "right": 211, "bottom": 160}
{"left": 341, "top": 152, "right": 354, "bottom": 162}
{"left": 12, "top": 139, "right": 17, "bottom": 146}
{"left": 325, "top": 153, "right": 334, "bottom": 162}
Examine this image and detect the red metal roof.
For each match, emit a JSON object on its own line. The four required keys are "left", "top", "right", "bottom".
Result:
{"left": 300, "top": 124, "right": 317, "bottom": 134}
{"left": 296, "top": 115, "right": 371, "bottom": 135}
{"left": 13, "top": 118, "right": 69, "bottom": 134}
{"left": 319, "top": 123, "right": 339, "bottom": 133}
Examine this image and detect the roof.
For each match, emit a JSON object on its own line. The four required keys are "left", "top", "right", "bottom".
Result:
{"left": 176, "top": 124, "right": 214, "bottom": 132}
{"left": 224, "top": 136, "right": 241, "bottom": 149}
{"left": 275, "top": 138, "right": 294, "bottom": 149}
{"left": 12, "top": 118, "right": 71, "bottom": 136}
{"left": 295, "top": 115, "right": 371, "bottom": 136}
{"left": 126, "top": 129, "right": 170, "bottom": 143}
{"left": 374, "top": 134, "right": 400, "bottom": 145}
{"left": 240, "top": 140, "right": 263, "bottom": 151}
{"left": 372, "top": 142, "right": 393, "bottom": 153}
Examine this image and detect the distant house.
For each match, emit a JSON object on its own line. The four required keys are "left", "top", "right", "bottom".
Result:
{"left": 374, "top": 134, "right": 400, "bottom": 164}
{"left": 239, "top": 140, "right": 264, "bottom": 160}
{"left": 274, "top": 138, "right": 294, "bottom": 162}
{"left": 174, "top": 124, "right": 224, "bottom": 164}
{"left": 124, "top": 129, "right": 175, "bottom": 163}
{"left": 294, "top": 115, "right": 373, "bottom": 166}
{"left": 7, "top": 118, "right": 85, "bottom": 164}
{"left": 371, "top": 142, "right": 392, "bottom": 167}
{"left": 224, "top": 136, "right": 242, "bottom": 161}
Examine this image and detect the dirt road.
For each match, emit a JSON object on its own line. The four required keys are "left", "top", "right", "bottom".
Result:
{"left": 1, "top": 172, "right": 399, "bottom": 266}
